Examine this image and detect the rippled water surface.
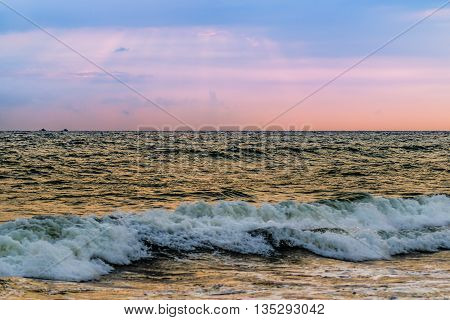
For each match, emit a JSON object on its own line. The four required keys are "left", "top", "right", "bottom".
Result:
{"left": 1, "top": 131, "right": 448, "bottom": 219}
{"left": 0, "top": 131, "right": 449, "bottom": 299}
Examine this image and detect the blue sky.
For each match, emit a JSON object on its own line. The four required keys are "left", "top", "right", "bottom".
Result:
{"left": 0, "top": 0, "right": 449, "bottom": 130}
{"left": 2, "top": 0, "right": 447, "bottom": 55}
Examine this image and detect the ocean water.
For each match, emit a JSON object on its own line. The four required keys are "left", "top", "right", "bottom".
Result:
{"left": 0, "top": 131, "right": 449, "bottom": 299}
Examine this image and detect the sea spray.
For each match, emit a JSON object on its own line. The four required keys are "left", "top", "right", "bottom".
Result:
{"left": 0, "top": 195, "right": 449, "bottom": 281}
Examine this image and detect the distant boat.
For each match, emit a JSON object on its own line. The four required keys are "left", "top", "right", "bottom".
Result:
{"left": 40, "top": 128, "right": 46, "bottom": 132}
{"left": 62, "top": 129, "right": 69, "bottom": 132}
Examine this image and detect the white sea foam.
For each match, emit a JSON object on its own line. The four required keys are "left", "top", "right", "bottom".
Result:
{"left": 0, "top": 195, "right": 449, "bottom": 281}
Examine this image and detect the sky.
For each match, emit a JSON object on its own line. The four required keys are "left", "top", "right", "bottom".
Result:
{"left": 0, "top": 0, "right": 449, "bottom": 130}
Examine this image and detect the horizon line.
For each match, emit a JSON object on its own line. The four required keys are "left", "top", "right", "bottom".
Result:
{"left": 1, "top": 129, "right": 449, "bottom": 133}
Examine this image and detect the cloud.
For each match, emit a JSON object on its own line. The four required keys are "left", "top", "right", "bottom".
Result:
{"left": 114, "top": 47, "right": 129, "bottom": 53}
{"left": 402, "top": 7, "right": 450, "bottom": 21}
{"left": 73, "top": 71, "right": 105, "bottom": 78}
{"left": 208, "top": 90, "right": 224, "bottom": 108}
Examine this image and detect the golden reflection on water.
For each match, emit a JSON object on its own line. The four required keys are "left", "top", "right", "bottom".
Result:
{"left": 1, "top": 131, "right": 449, "bottom": 221}
{"left": 0, "top": 131, "right": 449, "bottom": 299}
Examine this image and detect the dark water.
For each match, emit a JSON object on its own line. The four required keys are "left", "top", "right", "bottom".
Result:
{"left": 0, "top": 131, "right": 449, "bottom": 299}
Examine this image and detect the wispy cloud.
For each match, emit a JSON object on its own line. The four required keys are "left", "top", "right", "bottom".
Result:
{"left": 114, "top": 47, "right": 129, "bottom": 53}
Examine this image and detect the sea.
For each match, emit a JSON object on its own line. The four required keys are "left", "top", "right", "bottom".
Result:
{"left": 0, "top": 131, "right": 449, "bottom": 299}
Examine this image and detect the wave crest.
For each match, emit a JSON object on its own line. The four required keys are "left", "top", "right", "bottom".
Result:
{"left": 0, "top": 195, "right": 449, "bottom": 281}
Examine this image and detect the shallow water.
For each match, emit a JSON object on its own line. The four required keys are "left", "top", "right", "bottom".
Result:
{"left": 2, "top": 251, "right": 449, "bottom": 299}
{"left": 0, "top": 131, "right": 449, "bottom": 299}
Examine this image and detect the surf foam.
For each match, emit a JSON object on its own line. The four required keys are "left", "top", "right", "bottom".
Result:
{"left": 0, "top": 195, "right": 449, "bottom": 281}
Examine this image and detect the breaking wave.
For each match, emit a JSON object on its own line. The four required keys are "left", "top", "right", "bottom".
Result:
{"left": 0, "top": 195, "right": 449, "bottom": 281}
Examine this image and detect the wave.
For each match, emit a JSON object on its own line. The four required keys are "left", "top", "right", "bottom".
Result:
{"left": 0, "top": 195, "right": 449, "bottom": 281}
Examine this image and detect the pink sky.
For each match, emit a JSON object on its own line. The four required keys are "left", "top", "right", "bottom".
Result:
{"left": 1, "top": 27, "right": 449, "bottom": 130}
